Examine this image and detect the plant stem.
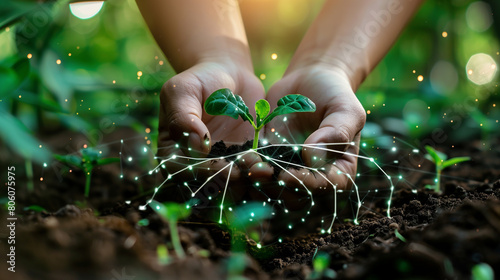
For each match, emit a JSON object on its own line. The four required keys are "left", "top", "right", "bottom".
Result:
{"left": 84, "top": 169, "right": 92, "bottom": 198}
{"left": 436, "top": 168, "right": 442, "bottom": 193}
{"left": 25, "top": 160, "right": 33, "bottom": 192}
{"left": 168, "top": 220, "right": 185, "bottom": 258}
{"left": 252, "top": 128, "right": 261, "bottom": 150}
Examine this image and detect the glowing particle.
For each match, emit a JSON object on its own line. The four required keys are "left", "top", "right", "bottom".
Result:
{"left": 412, "top": 70, "right": 416, "bottom": 73}
{"left": 27, "top": 53, "right": 32, "bottom": 59}
{"left": 43, "top": 162, "right": 47, "bottom": 167}
{"left": 283, "top": 117, "right": 287, "bottom": 122}
{"left": 137, "top": 71, "right": 143, "bottom": 77}
{"left": 183, "top": 132, "right": 189, "bottom": 137}
{"left": 271, "top": 53, "right": 278, "bottom": 60}
{"left": 417, "top": 75, "right": 424, "bottom": 82}
{"left": 442, "top": 31, "right": 448, "bottom": 37}
{"left": 256, "top": 243, "right": 262, "bottom": 249}
{"left": 260, "top": 74, "right": 266, "bottom": 80}
{"left": 271, "top": 128, "right": 275, "bottom": 133}
{"left": 6, "top": 27, "right": 10, "bottom": 32}
{"left": 18, "top": 95, "right": 21, "bottom": 98}
{"left": 159, "top": 61, "right": 164, "bottom": 65}
{"left": 40, "top": 177, "right": 43, "bottom": 181}
{"left": 391, "top": 147, "right": 397, "bottom": 152}
{"left": 145, "top": 128, "right": 151, "bottom": 133}
{"left": 367, "top": 110, "right": 371, "bottom": 114}
{"left": 56, "top": 59, "right": 61, "bottom": 65}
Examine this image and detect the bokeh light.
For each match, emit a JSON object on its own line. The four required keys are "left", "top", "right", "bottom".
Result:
{"left": 69, "top": 1, "right": 105, "bottom": 20}
{"left": 465, "top": 1, "right": 493, "bottom": 32}
{"left": 466, "top": 53, "right": 497, "bottom": 85}
{"left": 430, "top": 60, "right": 458, "bottom": 94}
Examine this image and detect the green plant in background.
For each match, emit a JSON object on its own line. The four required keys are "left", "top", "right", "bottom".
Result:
{"left": 309, "top": 250, "right": 336, "bottom": 280}
{"left": 223, "top": 202, "right": 271, "bottom": 280}
{"left": 204, "top": 88, "right": 316, "bottom": 149}
{"left": 54, "top": 148, "right": 120, "bottom": 197}
{"left": 471, "top": 263, "right": 494, "bottom": 280}
{"left": 424, "top": 145, "right": 470, "bottom": 193}
{"left": 149, "top": 200, "right": 191, "bottom": 259}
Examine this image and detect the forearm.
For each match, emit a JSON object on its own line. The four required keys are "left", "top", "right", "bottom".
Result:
{"left": 288, "top": 0, "right": 423, "bottom": 91}
{"left": 136, "top": 0, "right": 252, "bottom": 72}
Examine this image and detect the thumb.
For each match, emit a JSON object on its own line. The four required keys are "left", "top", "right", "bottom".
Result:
{"left": 302, "top": 112, "right": 363, "bottom": 168}
{"left": 160, "top": 78, "right": 211, "bottom": 157}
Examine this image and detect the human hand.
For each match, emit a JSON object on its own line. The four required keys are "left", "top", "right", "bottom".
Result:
{"left": 157, "top": 58, "right": 270, "bottom": 188}
{"left": 258, "top": 65, "right": 366, "bottom": 208}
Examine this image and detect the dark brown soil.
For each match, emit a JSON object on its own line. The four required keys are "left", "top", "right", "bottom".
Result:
{"left": 1, "top": 130, "right": 499, "bottom": 280}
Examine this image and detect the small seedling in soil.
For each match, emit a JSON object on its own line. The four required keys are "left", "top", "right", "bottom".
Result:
{"left": 204, "top": 88, "right": 316, "bottom": 149}
{"left": 149, "top": 200, "right": 191, "bottom": 259}
{"left": 309, "top": 250, "right": 337, "bottom": 279}
{"left": 225, "top": 202, "right": 271, "bottom": 279}
{"left": 471, "top": 263, "right": 494, "bottom": 280}
{"left": 424, "top": 145, "right": 470, "bottom": 193}
{"left": 54, "top": 148, "right": 120, "bottom": 197}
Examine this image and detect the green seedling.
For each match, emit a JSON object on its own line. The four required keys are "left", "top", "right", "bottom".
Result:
{"left": 424, "top": 145, "right": 470, "bottom": 193}
{"left": 471, "top": 263, "right": 494, "bottom": 280}
{"left": 149, "top": 200, "right": 191, "bottom": 259}
{"left": 309, "top": 250, "right": 337, "bottom": 280}
{"left": 204, "top": 88, "right": 316, "bottom": 149}
{"left": 225, "top": 202, "right": 272, "bottom": 280}
{"left": 23, "top": 205, "right": 47, "bottom": 212}
{"left": 54, "top": 148, "right": 120, "bottom": 197}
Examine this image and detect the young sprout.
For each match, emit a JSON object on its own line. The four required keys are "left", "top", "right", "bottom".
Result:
{"left": 424, "top": 145, "right": 470, "bottom": 193}
{"left": 149, "top": 200, "right": 191, "bottom": 259}
{"left": 204, "top": 88, "right": 316, "bottom": 149}
{"left": 309, "top": 250, "right": 337, "bottom": 279}
{"left": 54, "top": 148, "right": 120, "bottom": 197}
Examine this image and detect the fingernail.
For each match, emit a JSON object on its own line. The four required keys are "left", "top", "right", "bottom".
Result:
{"left": 186, "top": 133, "right": 202, "bottom": 157}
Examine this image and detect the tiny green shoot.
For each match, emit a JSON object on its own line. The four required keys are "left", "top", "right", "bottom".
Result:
{"left": 149, "top": 200, "right": 191, "bottom": 259}
{"left": 309, "top": 250, "right": 336, "bottom": 279}
{"left": 424, "top": 145, "right": 470, "bottom": 193}
{"left": 394, "top": 229, "right": 407, "bottom": 243}
{"left": 471, "top": 263, "right": 494, "bottom": 280}
{"left": 54, "top": 148, "right": 120, "bottom": 197}
{"left": 204, "top": 88, "right": 316, "bottom": 149}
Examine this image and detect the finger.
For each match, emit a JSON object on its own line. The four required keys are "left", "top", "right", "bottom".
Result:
{"left": 160, "top": 75, "right": 212, "bottom": 158}
{"left": 302, "top": 106, "right": 366, "bottom": 167}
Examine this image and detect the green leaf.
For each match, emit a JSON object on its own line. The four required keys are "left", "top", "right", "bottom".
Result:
{"left": 23, "top": 205, "right": 47, "bottom": 212}
{"left": 54, "top": 154, "right": 83, "bottom": 168}
{"left": 395, "top": 229, "right": 407, "bottom": 242}
{"left": 313, "top": 251, "right": 330, "bottom": 272}
{"left": 262, "top": 94, "right": 316, "bottom": 127}
{"left": 425, "top": 145, "right": 447, "bottom": 164}
{"left": 149, "top": 200, "right": 191, "bottom": 222}
{"left": 230, "top": 202, "right": 272, "bottom": 230}
{"left": 96, "top": 157, "right": 120, "bottom": 166}
{"left": 16, "top": 91, "right": 69, "bottom": 113}
{"left": 255, "top": 99, "right": 270, "bottom": 127}
{"left": 204, "top": 88, "right": 254, "bottom": 125}
{"left": 471, "top": 263, "right": 494, "bottom": 280}
{"left": 442, "top": 156, "right": 470, "bottom": 169}
{"left": 0, "top": 109, "right": 51, "bottom": 163}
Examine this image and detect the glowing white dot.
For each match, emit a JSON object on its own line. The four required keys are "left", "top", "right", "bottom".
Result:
{"left": 183, "top": 132, "right": 189, "bottom": 136}
{"left": 128, "top": 157, "right": 133, "bottom": 162}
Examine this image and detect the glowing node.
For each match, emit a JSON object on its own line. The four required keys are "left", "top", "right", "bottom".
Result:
{"left": 271, "top": 53, "right": 278, "bottom": 60}
{"left": 256, "top": 243, "right": 262, "bottom": 249}
{"left": 138, "top": 205, "right": 147, "bottom": 211}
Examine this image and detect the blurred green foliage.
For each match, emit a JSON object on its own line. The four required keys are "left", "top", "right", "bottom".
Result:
{"left": 0, "top": 0, "right": 499, "bottom": 165}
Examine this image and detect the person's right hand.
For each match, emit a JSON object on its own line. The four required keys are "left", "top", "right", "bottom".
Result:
{"left": 157, "top": 58, "right": 270, "bottom": 187}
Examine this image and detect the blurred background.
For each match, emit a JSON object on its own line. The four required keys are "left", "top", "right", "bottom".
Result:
{"left": 0, "top": 0, "right": 499, "bottom": 167}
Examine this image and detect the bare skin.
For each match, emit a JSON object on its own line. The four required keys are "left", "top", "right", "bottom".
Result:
{"left": 136, "top": 0, "right": 423, "bottom": 208}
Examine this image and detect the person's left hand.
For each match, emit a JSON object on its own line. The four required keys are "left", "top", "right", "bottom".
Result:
{"left": 255, "top": 64, "right": 366, "bottom": 209}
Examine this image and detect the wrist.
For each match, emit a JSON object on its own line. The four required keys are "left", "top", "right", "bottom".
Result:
{"left": 195, "top": 39, "right": 254, "bottom": 73}
{"left": 285, "top": 51, "right": 366, "bottom": 92}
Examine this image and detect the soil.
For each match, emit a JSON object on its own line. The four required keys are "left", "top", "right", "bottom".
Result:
{"left": 1, "top": 129, "right": 499, "bottom": 280}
